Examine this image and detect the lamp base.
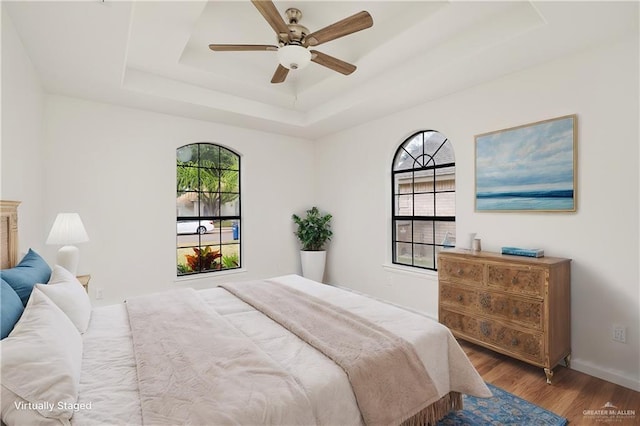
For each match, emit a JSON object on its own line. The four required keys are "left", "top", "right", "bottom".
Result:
{"left": 57, "top": 245, "right": 80, "bottom": 275}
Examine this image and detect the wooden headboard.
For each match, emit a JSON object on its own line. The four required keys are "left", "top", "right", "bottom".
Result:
{"left": 1, "top": 200, "right": 20, "bottom": 269}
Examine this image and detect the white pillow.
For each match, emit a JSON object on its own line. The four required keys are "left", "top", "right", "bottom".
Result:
{"left": 36, "top": 265, "right": 91, "bottom": 333}
{"left": 0, "top": 287, "right": 82, "bottom": 425}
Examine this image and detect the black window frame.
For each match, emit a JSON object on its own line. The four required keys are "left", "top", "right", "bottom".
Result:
{"left": 176, "top": 143, "right": 241, "bottom": 275}
{"left": 391, "top": 130, "right": 455, "bottom": 271}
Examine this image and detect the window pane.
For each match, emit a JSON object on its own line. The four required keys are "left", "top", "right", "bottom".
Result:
{"left": 394, "top": 242, "right": 412, "bottom": 266}
{"left": 221, "top": 244, "right": 240, "bottom": 269}
{"left": 423, "top": 132, "right": 447, "bottom": 157}
{"left": 436, "top": 166, "right": 455, "bottom": 180}
{"left": 220, "top": 220, "right": 238, "bottom": 244}
{"left": 200, "top": 245, "right": 223, "bottom": 272}
{"left": 199, "top": 145, "right": 219, "bottom": 168}
{"left": 220, "top": 148, "right": 240, "bottom": 171}
{"left": 195, "top": 220, "right": 218, "bottom": 246}
{"left": 434, "top": 177, "right": 455, "bottom": 192}
{"left": 402, "top": 134, "right": 423, "bottom": 161}
{"left": 177, "top": 146, "right": 196, "bottom": 164}
{"left": 413, "top": 221, "right": 433, "bottom": 244}
{"left": 395, "top": 220, "right": 412, "bottom": 243}
{"left": 194, "top": 195, "right": 218, "bottom": 216}
{"left": 395, "top": 195, "right": 413, "bottom": 216}
{"left": 220, "top": 170, "right": 239, "bottom": 193}
{"left": 177, "top": 247, "right": 197, "bottom": 274}
{"left": 413, "top": 180, "right": 433, "bottom": 194}
{"left": 436, "top": 192, "right": 456, "bottom": 216}
{"left": 199, "top": 168, "right": 220, "bottom": 193}
{"left": 393, "top": 149, "right": 414, "bottom": 171}
{"left": 433, "top": 140, "right": 454, "bottom": 165}
{"left": 221, "top": 196, "right": 240, "bottom": 216}
{"left": 394, "top": 171, "right": 413, "bottom": 194}
{"left": 414, "top": 169, "right": 434, "bottom": 187}
{"left": 413, "top": 244, "right": 434, "bottom": 269}
{"left": 414, "top": 193, "right": 434, "bottom": 216}
{"left": 176, "top": 165, "right": 198, "bottom": 191}
{"left": 176, "top": 191, "right": 199, "bottom": 217}
{"left": 435, "top": 221, "right": 456, "bottom": 246}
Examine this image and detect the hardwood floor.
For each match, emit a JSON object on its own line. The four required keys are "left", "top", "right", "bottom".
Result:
{"left": 459, "top": 340, "right": 640, "bottom": 424}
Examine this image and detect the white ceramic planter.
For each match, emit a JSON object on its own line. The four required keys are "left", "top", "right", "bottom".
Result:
{"left": 300, "top": 250, "right": 326, "bottom": 283}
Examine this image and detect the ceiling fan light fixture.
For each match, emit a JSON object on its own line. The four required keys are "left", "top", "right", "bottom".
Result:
{"left": 277, "top": 45, "right": 311, "bottom": 70}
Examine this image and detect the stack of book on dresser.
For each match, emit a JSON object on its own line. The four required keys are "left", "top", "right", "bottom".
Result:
{"left": 501, "top": 247, "right": 545, "bottom": 258}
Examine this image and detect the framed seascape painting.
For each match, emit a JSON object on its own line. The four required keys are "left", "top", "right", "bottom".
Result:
{"left": 475, "top": 114, "right": 577, "bottom": 212}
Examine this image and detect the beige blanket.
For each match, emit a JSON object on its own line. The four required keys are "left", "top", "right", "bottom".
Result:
{"left": 125, "top": 288, "right": 316, "bottom": 425}
{"left": 221, "top": 280, "right": 440, "bottom": 426}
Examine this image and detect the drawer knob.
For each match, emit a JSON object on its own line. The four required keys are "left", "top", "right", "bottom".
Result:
{"left": 480, "top": 322, "right": 491, "bottom": 336}
{"left": 512, "top": 307, "right": 520, "bottom": 315}
{"left": 457, "top": 268, "right": 464, "bottom": 276}
{"left": 511, "top": 276, "right": 519, "bottom": 284}
{"left": 511, "top": 338, "right": 519, "bottom": 346}
{"left": 479, "top": 294, "right": 491, "bottom": 308}
{"left": 457, "top": 294, "right": 463, "bottom": 302}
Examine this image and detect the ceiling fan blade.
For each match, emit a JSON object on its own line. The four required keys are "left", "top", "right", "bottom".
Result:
{"left": 271, "top": 64, "right": 289, "bottom": 84}
{"left": 310, "top": 50, "right": 356, "bottom": 75}
{"left": 209, "top": 44, "right": 278, "bottom": 52}
{"left": 251, "top": 0, "right": 290, "bottom": 39}
{"left": 305, "top": 11, "right": 373, "bottom": 47}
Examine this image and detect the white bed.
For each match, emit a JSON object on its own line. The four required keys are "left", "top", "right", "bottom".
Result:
{"left": 71, "top": 275, "right": 489, "bottom": 425}
{"left": 1, "top": 201, "right": 490, "bottom": 425}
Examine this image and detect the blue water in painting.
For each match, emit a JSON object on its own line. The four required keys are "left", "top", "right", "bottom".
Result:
{"left": 476, "top": 190, "right": 574, "bottom": 210}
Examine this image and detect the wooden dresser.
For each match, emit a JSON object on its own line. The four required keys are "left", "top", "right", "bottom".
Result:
{"left": 438, "top": 249, "right": 571, "bottom": 383}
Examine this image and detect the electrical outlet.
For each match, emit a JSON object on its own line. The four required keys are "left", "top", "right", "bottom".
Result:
{"left": 612, "top": 325, "right": 626, "bottom": 343}
{"left": 95, "top": 287, "right": 104, "bottom": 300}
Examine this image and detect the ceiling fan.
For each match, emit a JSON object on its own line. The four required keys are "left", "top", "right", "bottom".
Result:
{"left": 208, "top": 1, "right": 373, "bottom": 84}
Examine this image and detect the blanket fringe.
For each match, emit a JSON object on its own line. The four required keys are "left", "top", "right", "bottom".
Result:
{"left": 400, "top": 391, "right": 463, "bottom": 426}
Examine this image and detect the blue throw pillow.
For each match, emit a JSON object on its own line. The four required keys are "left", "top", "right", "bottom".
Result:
{"left": 0, "top": 249, "right": 52, "bottom": 306}
{"left": 1, "top": 279, "right": 24, "bottom": 339}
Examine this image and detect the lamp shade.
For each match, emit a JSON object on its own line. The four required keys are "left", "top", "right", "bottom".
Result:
{"left": 277, "top": 45, "right": 311, "bottom": 70}
{"left": 46, "top": 213, "right": 89, "bottom": 245}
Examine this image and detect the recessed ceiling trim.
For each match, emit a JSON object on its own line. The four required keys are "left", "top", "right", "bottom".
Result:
{"left": 123, "top": 68, "right": 307, "bottom": 126}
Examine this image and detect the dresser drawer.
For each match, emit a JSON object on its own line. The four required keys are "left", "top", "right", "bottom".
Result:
{"left": 440, "top": 284, "right": 478, "bottom": 312}
{"left": 439, "top": 258, "right": 484, "bottom": 286}
{"left": 477, "top": 291, "right": 543, "bottom": 330}
{"left": 486, "top": 264, "right": 545, "bottom": 298}
{"left": 440, "top": 309, "right": 543, "bottom": 363}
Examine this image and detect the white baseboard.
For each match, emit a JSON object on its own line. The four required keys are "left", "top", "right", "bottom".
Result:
{"left": 571, "top": 358, "right": 640, "bottom": 392}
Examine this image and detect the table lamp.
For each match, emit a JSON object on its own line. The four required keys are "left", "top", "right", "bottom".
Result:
{"left": 46, "top": 213, "right": 89, "bottom": 275}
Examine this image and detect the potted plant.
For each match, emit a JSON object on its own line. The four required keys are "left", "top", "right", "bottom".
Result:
{"left": 292, "top": 206, "right": 332, "bottom": 282}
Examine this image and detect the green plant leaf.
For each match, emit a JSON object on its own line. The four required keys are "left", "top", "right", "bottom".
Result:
{"left": 292, "top": 206, "right": 333, "bottom": 251}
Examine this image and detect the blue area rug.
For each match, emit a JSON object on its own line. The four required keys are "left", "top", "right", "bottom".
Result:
{"left": 437, "top": 383, "right": 568, "bottom": 426}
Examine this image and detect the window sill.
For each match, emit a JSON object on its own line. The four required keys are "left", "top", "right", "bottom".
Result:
{"left": 174, "top": 268, "right": 247, "bottom": 285}
{"left": 382, "top": 263, "right": 438, "bottom": 278}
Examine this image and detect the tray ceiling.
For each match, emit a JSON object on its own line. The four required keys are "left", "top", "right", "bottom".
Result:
{"left": 4, "top": 1, "right": 638, "bottom": 138}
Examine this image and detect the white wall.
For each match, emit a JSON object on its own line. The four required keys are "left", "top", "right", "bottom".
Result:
{"left": 314, "top": 35, "right": 639, "bottom": 391}
{"left": 0, "top": 10, "right": 46, "bottom": 253}
{"left": 41, "top": 96, "right": 315, "bottom": 305}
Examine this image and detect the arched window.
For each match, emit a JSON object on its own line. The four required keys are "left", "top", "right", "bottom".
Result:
{"left": 392, "top": 130, "right": 455, "bottom": 270}
{"left": 176, "top": 143, "right": 241, "bottom": 275}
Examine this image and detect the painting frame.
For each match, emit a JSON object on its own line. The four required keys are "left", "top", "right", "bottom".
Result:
{"left": 475, "top": 114, "right": 577, "bottom": 212}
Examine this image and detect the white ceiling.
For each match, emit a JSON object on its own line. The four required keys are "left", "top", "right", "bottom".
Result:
{"left": 4, "top": 1, "right": 638, "bottom": 139}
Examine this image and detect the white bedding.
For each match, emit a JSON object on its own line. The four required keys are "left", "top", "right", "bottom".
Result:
{"left": 73, "top": 275, "right": 489, "bottom": 425}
